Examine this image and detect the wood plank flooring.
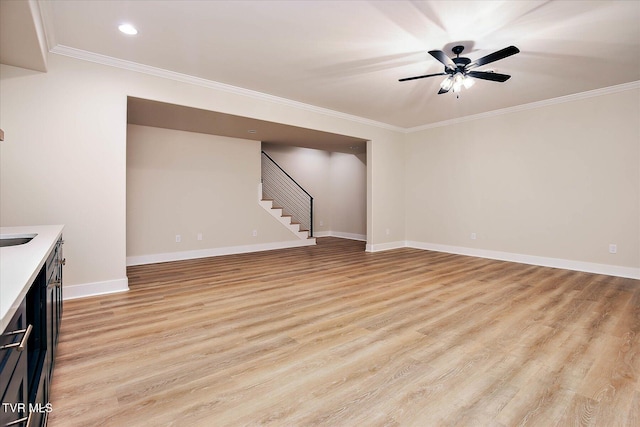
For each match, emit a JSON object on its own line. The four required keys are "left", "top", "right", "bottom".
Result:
{"left": 48, "top": 237, "right": 639, "bottom": 426}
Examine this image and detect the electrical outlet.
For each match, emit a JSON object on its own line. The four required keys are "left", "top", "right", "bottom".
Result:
{"left": 385, "top": 229, "right": 390, "bottom": 236}
{"left": 470, "top": 233, "right": 477, "bottom": 240}
{"left": 609, "top": 244, "right": 617, "bottom": 254}
{"left": 319, "top": 220, "right": 324, "bottom": 227}
{"left": 175, "top": 234, "right": 181, "bottom": 243}
{"left": 252, "top": 230, "right": 258, "bottom": 237}
{"left": 197, "top": 233, "right": 203, "bottom": 241}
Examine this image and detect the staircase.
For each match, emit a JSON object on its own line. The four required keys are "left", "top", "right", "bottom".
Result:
{"left": 260, "top": 151, "right": 315, "bottom": 243}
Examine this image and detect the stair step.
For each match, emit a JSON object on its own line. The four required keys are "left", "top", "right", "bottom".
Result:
{"left": 258, "top": 195, "right": 314, "bottom": 244}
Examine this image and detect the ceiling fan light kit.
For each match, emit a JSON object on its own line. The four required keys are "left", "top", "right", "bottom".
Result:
{"left": 400, "top": 44, "right": 520, "bottom": 96}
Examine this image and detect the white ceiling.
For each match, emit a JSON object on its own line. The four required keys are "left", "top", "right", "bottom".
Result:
{"left": 6, "top": 1, "right": 640, "bottom": 131}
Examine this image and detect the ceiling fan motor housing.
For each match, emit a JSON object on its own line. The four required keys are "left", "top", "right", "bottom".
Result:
{"left": 452, "top": 57, "right": 471, "bottom": 69}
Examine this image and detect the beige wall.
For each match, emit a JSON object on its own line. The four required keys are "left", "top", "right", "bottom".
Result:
{"left": 127, "top": 125, "right": 295, "bottom": 257}
{"left": 368, "top": 137, "right": 406, "bottom": 249}
{"left": 0, "top": 54, "right": 405, "bottom": 291}
{"left": 329, "top": 151, "right": 366, "bottom": 237}
{"left": 405, "top": 88, "right": 640, "bottom": 269}
{"left": 262, "top": 144, "right": 367, "bottom": 238}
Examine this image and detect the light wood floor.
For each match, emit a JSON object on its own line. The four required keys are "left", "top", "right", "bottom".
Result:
{"left": 49, "top": 238, "right": 639, "bottom": 426}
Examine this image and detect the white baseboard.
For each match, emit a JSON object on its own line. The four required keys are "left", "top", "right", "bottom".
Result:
{"left": 406, "top": 241, "right": 640, "bottom": 280}
{"left": 126, "top": 239, "right": 316, "bottom": 266}
{"left": 315, "top": 231, "right": 366, "bottom": 241}
{"left": 366, "top": 241, "right": 405, "bottom": 252}
{"left": 64, "top": 278, "right": 129, "bottom": 300}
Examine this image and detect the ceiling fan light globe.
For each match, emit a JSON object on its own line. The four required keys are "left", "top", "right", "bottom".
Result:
{"left": 440, "top": 76, "right": 453, "bottom": 90}
{"left": 463, "top": 77, "right": 475, "bottom": 89}
{"left": 452, "top": 73, "right": 464, "bottom": 92}
{"left": 452, "top": 72, "right": 465, "bottom": 90}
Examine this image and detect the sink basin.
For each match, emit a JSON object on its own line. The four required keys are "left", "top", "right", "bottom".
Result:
{"left": 0, "top": 233, "right": 37, "bottom": 247}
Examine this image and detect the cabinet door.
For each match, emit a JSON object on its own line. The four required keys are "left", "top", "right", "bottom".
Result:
{"left": 55, "top": 239, "right": 64, "bottom": 346}
{"left": 56, "top": 238, "right": 67, "bottom": 344}
{"left": 29, "top": 370, "right": 48, "bottom": 427}
{"left": 46, "top": 239, "right": 64, "bottom": 377}
{"left": 0, "top": 353, "right": 29, "bottom": 426}
{"left": 46, "top": 279, "right": 56, "bottom": 378}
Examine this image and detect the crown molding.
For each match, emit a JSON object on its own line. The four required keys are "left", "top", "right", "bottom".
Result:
{"left": 406, "top": 80, "right": 640, "bottom": 133}
{"left": 48, "top": 44, "right": 404, "bottom": 133}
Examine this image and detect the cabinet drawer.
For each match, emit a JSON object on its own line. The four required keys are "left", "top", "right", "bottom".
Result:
{"left": 0, "top": 300, "right": 29, "bottom": 380}
{"left": 0, "top": 300, "right": 30, "bottom": 427}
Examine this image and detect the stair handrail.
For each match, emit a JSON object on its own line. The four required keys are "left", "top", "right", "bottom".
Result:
{"left": 261, "top": 151, "right": 312, "bottom": 198}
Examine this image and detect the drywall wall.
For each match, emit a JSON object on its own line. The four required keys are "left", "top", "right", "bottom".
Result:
{"left": 0, "top": 54, "right": 405, "bottom": 296}
{"left": 261, "top": 144, "right": 366, "bottom": 239}
{"left": 368, "top": 136, "right": 406, "bottom": 250}
{"left": 329, "top": 151, "right": 366, "bottom": 238}
{"left": 405, "top": 87, "right": 640, "bottom": 274}
{"left": 127, "top": 125, "right": 297, "bottom": 258}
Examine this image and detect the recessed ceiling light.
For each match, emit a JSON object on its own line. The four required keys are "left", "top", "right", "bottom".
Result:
{"left": 247, "top": 130, "right": 257, "bottom": 134}
{"left": 118, "top": 23, "right": 138, "bottom": 35}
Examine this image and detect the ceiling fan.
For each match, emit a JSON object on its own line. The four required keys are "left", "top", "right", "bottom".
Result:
{"left": 399, "top": 45, "right": 520, "bottom": 95}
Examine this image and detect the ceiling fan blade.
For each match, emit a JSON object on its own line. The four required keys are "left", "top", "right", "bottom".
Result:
{"left": 467, "top": 71, "right": 511, "bottom": 82}
{"left": 437, "top": 87, "right": 450, "bottom": 95}
{"left": 466, "top": 46, "right": 520, "bottom": 70}
{"left": 398, "top": 72, "right": 447, "bottom": 82}
{"left": 428, "top": 50, "right": 456, "bottom": 71}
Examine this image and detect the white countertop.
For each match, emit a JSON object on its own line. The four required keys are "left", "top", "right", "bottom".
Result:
{"left": 1, "top": 225, "right": 64, "bottom": 331}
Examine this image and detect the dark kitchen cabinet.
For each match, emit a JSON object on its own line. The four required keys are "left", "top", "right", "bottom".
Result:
{"left": 1, "top": 237, "right": 63, "bottom": 426}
